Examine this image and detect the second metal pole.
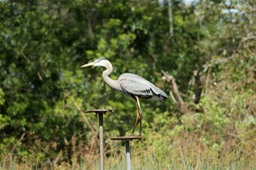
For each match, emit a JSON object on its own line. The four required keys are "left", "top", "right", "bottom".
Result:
{"left": 125, "top": 141, "right": 131, "bottom": 170}
{"left": 99, "top": 113, "right": 104, "bottom": 170}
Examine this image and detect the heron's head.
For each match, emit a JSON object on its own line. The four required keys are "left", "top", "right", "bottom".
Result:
{"left": 81, "top": 58, "right": 109, "bottom": 68}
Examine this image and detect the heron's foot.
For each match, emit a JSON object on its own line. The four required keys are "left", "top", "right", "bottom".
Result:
{"left": 131, "top": 126, "right": 142, "bottom": 136}
{"left": 130, "top": 132, "right": 142, "bottom": 137}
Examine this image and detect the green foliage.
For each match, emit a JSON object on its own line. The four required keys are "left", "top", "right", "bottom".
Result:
{"left": 0, "top": 0, "right": 255, "bottom": 167}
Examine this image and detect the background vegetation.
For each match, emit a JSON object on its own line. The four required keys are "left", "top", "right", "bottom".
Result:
{"left": 0, "top": 0, "right": 255, "bottom": 169}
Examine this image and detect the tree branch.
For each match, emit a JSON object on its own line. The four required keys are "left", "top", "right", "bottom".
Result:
{"left": 162, "top": 70, "right": 184, "bottom": 105}
{"left": 162, "top": 71, "right": 192, "bottom": 114}
{"left": 193, "top": 70, "right": 202, "bottom": 104}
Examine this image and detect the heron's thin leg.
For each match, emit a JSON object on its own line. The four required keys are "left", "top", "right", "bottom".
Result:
{"left": 135, "top": 96, "right": 143, "bottom": 136}
{"left": 135, "top": 96, "right": 142, "bottom": 135}
{"left": 139, "top": 108, "right": 142, "bottom": 135}
{"left": 131, "top": 115, "right": 139, "bottom": 135}
{"left": 131, "top": 106, "right": 139, "bottom": 135}
{"left": 131, "top": 96, "right": 141, "bottom": 135}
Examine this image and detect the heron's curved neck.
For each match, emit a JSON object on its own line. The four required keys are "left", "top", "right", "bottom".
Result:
{"left": 102, "top": 61, "right": 121, "bottom": 91}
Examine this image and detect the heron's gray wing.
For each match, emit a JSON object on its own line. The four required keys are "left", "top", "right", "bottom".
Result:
{"left": 118, "top": 73, "right": 153, "bottom": 97}
{"left": 118, "top": 73, "right": 167, "bottom": 100}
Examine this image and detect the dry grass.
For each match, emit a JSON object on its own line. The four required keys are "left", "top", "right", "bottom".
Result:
{"left": 1, "top": 139, "right": 255, "bottom": 170}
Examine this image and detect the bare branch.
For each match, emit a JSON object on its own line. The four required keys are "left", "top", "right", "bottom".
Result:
{"left": 162, "top": 70, "right": 184, "bottom": 105}
{"left": 72, "top": 100, "right": 96, "bottom": 135}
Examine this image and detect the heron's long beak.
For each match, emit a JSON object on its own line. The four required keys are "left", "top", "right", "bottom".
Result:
{"left": 81, "top": 62, "right": 95, "bottom": 68}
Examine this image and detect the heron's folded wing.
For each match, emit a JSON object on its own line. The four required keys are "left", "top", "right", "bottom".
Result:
{"left": 118, "top": 73, "right": 156, "bottom": 97}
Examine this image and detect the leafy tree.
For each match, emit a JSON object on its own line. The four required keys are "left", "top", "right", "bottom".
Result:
{"left": 0, "top": 0, "right": 255, "bottom": 166}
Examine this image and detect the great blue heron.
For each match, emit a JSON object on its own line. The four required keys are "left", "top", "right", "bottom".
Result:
{"left": 81, "top": 58, "right": 167, "bottom": 136}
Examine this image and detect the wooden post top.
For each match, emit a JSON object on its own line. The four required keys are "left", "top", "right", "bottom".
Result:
{"left": 111, "top": 135, "right": 143, "bottom": 141}
{"left": 85, "top": 109, "right": 113, "bottom": 114}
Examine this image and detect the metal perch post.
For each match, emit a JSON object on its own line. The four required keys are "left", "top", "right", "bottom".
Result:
{"left": 85, "top": 109, "right": 112, "bottom": 170}
{"left": 111, "top": 136, "right": 142, "bottom": 170}
{"left": 125, "top": 140, "right": 131, "bottom": 170}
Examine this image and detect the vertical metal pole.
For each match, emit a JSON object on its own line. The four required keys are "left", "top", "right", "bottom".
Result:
{"left": 125, "top": 141, "right": 131, "bottom": 170}
{"left": 98, "top": 113, "right": 104, "bottom": 170}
